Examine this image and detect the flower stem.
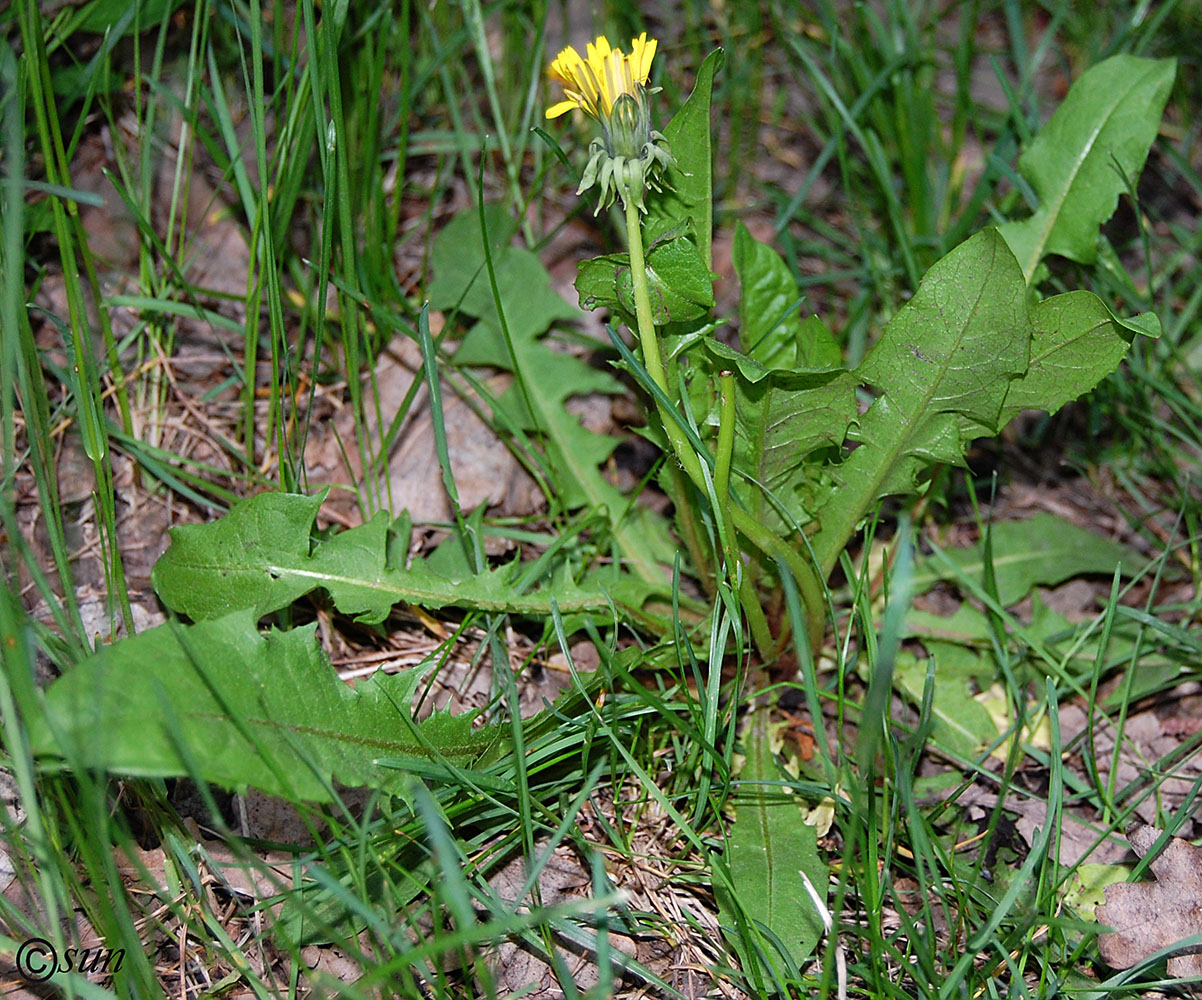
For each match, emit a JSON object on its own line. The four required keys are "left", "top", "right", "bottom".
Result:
{"left": 623, "top": 200, "right": 826, "bottom": 655}
{"left": 714, "top": 368, "right": 776, "bottom": 656}
{"left": 623, "top": 201, "right": 676, "bottom": 415}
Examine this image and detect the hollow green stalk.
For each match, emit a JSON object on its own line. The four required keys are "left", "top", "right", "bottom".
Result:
{"left": 715, "top": 369, "right": 773, "bottom": 656}
{"left": 623, "top": 200, "right": 826, "bottom": 654}
{"left": 714, "top": 370, "right": 739, "bottom": 574}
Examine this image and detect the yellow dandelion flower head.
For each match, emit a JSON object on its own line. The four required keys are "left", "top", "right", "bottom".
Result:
{"left": 546, "top": 33, "right": 658, "bottom": 121}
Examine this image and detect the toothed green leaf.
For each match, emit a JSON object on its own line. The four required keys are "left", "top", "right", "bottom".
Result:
{"left": 152, "top": 491, "right": 652, "bottom": 624}
{"left": 999, "top": 55, "right": 1175, "bottom": 282}
{"left": 29, "top": 611, "right": 499, "bottom": 801}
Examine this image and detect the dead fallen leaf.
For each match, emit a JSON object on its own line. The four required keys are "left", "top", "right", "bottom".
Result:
{"left": 485, "top": 842, "right": 637, "bottom": 994}
{"left": 1009, "top": 798, "right": 1131, "bottom": 867}
{"left": 1096, "top": 824, "right": 1202, "bottom": 979}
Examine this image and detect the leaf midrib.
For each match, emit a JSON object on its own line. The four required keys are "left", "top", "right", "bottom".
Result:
{"left": 814, "top": 240, "right": 998, "bottom": 574}
{"left": 1020, "top": 61, "right": 1157, "bottom": 280}
{"left": 176, "top": 556, "right": 610, "bottom": 614}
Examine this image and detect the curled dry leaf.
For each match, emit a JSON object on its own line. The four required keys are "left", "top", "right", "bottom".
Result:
{"left": 1096, "top": 824, "right": 1202, "bottom": 979}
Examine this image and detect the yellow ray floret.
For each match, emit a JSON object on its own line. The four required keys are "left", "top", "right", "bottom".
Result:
{"left": 546, "top": 33, "right": 658, "bottom": 120}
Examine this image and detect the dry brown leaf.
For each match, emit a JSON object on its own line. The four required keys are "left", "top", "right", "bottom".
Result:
{"left": 1096, "top": 824, "right": 1202, "bottom": 979}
